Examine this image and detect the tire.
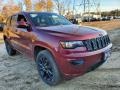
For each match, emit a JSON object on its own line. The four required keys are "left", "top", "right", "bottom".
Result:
{"left": 5, "top": 40, "right": 16, "bottom": 56}
{"left": 36, "top": 50, "right": 62, "bottom": 86}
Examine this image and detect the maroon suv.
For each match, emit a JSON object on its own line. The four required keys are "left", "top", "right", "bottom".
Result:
{"left": 3, "top": 12, "right": 112, "bottom": 86}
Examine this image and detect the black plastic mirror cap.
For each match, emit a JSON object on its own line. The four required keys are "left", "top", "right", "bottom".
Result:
{"left": 27, "top": 25, "right": 32, "bottom": 32}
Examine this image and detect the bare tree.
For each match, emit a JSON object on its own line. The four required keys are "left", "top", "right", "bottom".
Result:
{"left": 54, "top": 0, "right": 71, "bottom": 15}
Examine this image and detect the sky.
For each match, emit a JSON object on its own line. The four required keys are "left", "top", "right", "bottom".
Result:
{"left": 1, "top": 0, "right": 120, "bottom": 12}
{"left": 100, "top": 0, "right": 120, "bottom": 11}
{"left": 73, "top": 0, "right": 120, "bottom": 14}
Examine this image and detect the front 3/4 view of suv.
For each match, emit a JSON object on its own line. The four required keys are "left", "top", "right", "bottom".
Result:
{"left": 3, "top": 12, "right": 112, "bottom": 86}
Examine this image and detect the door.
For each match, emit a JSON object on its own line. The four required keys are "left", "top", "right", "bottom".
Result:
{"left": 15, "top": 14, "right": 33, "bottom": 56}
{"left": 9, "top": 15, "right": 20, "bottom": 49}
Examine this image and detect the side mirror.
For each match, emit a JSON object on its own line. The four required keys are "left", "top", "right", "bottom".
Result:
{"left": 69, "top": 19, "right": 78, "bottom": 24}
{"left": 26, "top": 24, "right": 32, "bottom": 32}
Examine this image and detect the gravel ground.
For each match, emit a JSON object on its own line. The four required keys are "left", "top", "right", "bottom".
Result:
{"left": 0, "top": 29, "right": 120, "bottom": 90}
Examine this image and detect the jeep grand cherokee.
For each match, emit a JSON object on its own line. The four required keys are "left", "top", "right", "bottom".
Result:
{"left": 3, "top": 12, "right": 112, "bottom": 86}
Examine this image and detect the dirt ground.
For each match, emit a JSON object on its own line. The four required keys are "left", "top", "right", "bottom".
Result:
{"left": 82, "top": 19, "right": 120, "bottom": 30}
{"left": 0, "top": 28, "right": 120, "bottom": 90}
{"left": 0, "top": 32, "right": 3, "bottom": 40}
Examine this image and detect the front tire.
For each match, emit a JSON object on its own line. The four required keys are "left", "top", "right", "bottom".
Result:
{"left": 5, "top": 40, "right": 16, "bottom": 56}
{"left": 36, "top": 50, "right": 62, "bottom": 86}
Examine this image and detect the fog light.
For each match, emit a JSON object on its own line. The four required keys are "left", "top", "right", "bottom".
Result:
{"left": 70, "top": 59, "right": 84, "bottom": 66}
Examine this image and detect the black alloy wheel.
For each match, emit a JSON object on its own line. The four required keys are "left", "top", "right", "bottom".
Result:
{"left": 36, "top": 50, "right": 62, "bottom": 86}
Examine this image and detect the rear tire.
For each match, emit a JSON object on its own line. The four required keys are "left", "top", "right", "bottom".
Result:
{"left": 5, "top": 40, "right": 16, "bottom": 56}
{"left": 36, "top": 50, "right": 62, "bottom": 86}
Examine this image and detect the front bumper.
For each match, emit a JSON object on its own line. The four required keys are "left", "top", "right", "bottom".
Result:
{"left": 54, "top": 44, "right": 112, "bottom": 79}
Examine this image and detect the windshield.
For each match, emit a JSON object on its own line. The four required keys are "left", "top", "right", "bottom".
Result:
{"left": 29, "top": 13, "right": 72, "bottom": 27}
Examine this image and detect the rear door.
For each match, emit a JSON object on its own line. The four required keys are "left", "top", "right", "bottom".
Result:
{"left": 10, "top": 15, "right": 22, "bottom": 50}
{"left": 4, "top": 15, "right": 20, "bottom": 50}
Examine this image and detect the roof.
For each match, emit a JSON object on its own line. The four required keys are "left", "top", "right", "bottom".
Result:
{"left": 10, "top": 11, "right": 58, "bottom": 17}
{"left": 21, "top": 11, "right": 56, "bottom": 14}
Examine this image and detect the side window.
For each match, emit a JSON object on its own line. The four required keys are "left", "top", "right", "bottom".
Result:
{"left": 17, "top": 14, "right": 27, "bottom": 23}
{"left": 6, "top": 17, "right": 11, "bottom": 26}
{"left": 11, "top": 15, "right": 17, "bottom": 26}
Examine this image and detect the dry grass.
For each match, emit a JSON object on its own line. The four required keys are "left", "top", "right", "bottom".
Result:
{"left": 81, "top": 19, "right": 120, "bottom": 30}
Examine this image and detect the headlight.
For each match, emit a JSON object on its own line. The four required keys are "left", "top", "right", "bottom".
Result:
{"left": 60, "top": 41, "right": 84, "bottom": 49}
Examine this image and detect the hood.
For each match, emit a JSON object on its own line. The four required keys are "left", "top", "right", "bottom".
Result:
{"left": 36, "top": 25, "right": 107, "bottom": 37}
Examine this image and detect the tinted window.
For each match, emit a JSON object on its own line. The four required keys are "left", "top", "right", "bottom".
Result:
{"left": 17, "top": 14, "right": 27, "bottom": 22}
{"left": 29, "top": 13, "right": 72, "bottom": 27}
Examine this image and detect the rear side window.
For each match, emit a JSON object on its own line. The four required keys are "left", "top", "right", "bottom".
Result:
{"left": 11, "top": 15, "right": 17, "bottom": 26}
{"left": 6, "top": 17, "right": 11, "bottom": 26}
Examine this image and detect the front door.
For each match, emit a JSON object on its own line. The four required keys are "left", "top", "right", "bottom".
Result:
{"left": 13, "top": 14, "right": 33, "bottom": 56}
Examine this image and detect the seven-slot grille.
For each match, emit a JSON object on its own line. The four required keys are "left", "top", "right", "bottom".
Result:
{"left": 83, "top": 35, "right": 110, "bottom": 51}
